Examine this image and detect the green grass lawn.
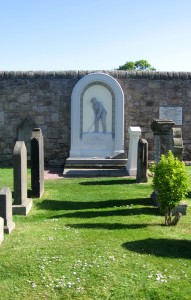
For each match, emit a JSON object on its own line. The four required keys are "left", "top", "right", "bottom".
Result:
{"left": 0, "top": 168, "right": 191, "bottom": 300}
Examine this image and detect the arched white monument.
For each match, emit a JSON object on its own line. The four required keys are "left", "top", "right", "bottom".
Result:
{"left": 70, "top": 72, "right": 124, "bottom": 158}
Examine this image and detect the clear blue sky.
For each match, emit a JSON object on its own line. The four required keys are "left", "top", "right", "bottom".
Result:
{"left": 1, "top": 0, "right": 191, "bottom": 71}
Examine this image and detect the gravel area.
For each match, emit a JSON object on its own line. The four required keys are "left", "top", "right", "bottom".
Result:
{"left": 44, "top": 168, "right": 64, "bottom": 179}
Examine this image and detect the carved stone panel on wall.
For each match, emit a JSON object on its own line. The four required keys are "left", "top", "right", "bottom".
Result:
{"left": 70, "top": 72, "right": 124, "bottom": 158}
{"left": 159, "top": 106, "right": 182, "bottom": 125}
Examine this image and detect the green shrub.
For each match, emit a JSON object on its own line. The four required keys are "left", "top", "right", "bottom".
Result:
{"left": 152, "top": 151, "right": 189, "bottom": 225}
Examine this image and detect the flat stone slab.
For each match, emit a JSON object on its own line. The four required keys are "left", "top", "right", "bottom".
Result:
{"left": 12, "top": 198, "right": 33, "bottom": 216}
{"left": 63, "top": 168, "right": 128, "bottom": 177}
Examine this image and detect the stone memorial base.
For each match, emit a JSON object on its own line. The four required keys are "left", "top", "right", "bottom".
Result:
{"left": 172, "top": 202, "right": 187, "bottom": 216}
{"left": 64, "top": 157, "right": 128, "bottom": 177}
{"left": 4, "top": 221, "right": 15, "bottom": 234}
{"left": 12, "top": 198, "right": 33, "bottom": 216}
{"left": 0, "top": 217, "right": 4, "bottom": 245}
{"left": 71, "top": 133, "right": 116, "bottom": 158}
{"left": 64, "top": 168, "right": 128, "bottom": 177}
{"left": 82, "top": 133, "right": 114, "bottom": 156}
{"left": 151, "top": 193, "right": 187, "bottom": 216}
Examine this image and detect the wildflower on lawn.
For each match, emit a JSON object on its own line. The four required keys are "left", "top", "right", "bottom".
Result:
{"left": 67, "top": 282, "right": 72, "bottom": 288}
{"left": 156, "top": 272, "right": 163, "bottom": 281}
{"left": 31, "top": 282, "right": 37, "bottom": 288}
{"left": 155, "top": 272, "right": 167, "bottom": 283}
{"left": 108, "top": 255, "right": 115, "bottom": 261}
{"left": 50, "top": 218, "right": 58, "bottom": 222}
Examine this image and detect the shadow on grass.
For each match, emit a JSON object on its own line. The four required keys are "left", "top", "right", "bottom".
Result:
{"left": 37, "top": 198, "right": 154, "bottom": 211}
{"left": 79, "top": 179, "right": 137, "bottom": 186}
{"left": 50, "top": 207, "right": 158, "bottom": 219}
{"left": 122, "top": 238, "right": 191, "bottom": 259}
{"left": 66, "top": 223, "right": 148, "bottom": 230}
{"left": 186, "top": 191, "right": 191, "bottom": 199}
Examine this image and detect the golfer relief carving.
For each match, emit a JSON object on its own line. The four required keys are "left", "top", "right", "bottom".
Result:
{"left": 69, "top": 72, "right": 124, "bottom": 158}
{"left": 90, "top": 97, "right": 107, "bottom": 133}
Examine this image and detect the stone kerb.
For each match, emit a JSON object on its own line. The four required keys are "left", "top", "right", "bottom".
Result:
{"left": 70, "top": 72, "right": 125, "bottom": 158}
{"left": 0, "top": 187, "right": 15, "bottom": 234}
{"left": 31, "top": 128, "right": 44, "bottom": 198}
{"left": 13, "top": 141, "right": 32, "bottom": 215}
{"left": 126, "top": 127, "right": 141, "bottom": 176}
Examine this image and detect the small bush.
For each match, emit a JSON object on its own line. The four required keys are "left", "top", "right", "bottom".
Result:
{"left": 152, "top": 151, "right": 189, "bottom": 225}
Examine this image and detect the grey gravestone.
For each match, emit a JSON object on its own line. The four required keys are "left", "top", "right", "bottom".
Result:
{"left": 168, "top": 128, "right": 183, "bottom": 160}
{"left": 150, "top": 119, "right": 175, "bottom": 163}
{"left": 150, "top": 120, "right": 186, "bottom": 214}
{"left": 13, "top": 141, "right": 32, "bottom": 215}
{"left": 0, "top": 187, "right": 15, "bottom": 234}
{"left": 31, "top": 128, "right": 44, "bottom": 198}
{"left": 136, "top": 139, "right": 148, "bottom": 183}
{"left": 17, "top": 117, "right": 36, "bottom": 161}
{"left": 172, "top": 202, "right": 187, "bottom": 215}
{"left": 0, "top": 217, "right": 4, "bottom": 245}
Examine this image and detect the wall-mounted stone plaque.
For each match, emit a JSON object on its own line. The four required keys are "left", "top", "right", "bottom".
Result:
{"left": 159, "top": 106, "right": 182, "bottom": 125}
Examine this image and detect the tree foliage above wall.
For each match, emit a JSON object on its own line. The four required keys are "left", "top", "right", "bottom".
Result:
{"left": 117, "top": 59, "right": 156, "bottom": 71}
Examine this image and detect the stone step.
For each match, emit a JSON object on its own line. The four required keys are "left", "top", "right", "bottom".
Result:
{"left": 63, "top": 168, "right": 128, "bottom": 177}
{"left": 65, "top": 157, "right": 127, "bottom": 169}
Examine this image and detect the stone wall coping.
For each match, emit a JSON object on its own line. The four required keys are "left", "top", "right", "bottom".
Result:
{"left": 1, "top": 70, "right": 191, "bottom": 80}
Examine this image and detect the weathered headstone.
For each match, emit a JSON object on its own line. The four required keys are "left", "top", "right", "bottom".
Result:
{"left": 136, "top": 139, "right": 148, "bottom": 183}
{"left": 0, "top": 217, "right": 4, "bottom": 245}
{"left": 150, "top": 120, "right": 186, "bottom": 214}
{"left": 168, "top": 127, "right": 183, "bottom": 160}
{"left": 17, "top": 117, "right": 36, "bottom": 161}
{"left": 150, "top": 119, "right": 175, "bottom": 163}
{"left": 13, "top": 141, "right": 32, "bottom": 215}
{"left": 126, "top": 127, "right": 141, "bottom": 176}
{"left": 0, "top": 187, "right": 15, "bottom": 233}
{"left": 31, "top": 128, "right": 44, "bottom": 198}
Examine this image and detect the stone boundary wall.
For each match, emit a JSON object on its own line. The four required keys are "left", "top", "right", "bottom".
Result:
{"left": 0, "top": 70, "right": 191, "bottom": 166}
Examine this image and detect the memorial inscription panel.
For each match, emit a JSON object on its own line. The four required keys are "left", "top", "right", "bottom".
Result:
{"left": 159, "top": 106, "right": 182, "bottom": 125}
